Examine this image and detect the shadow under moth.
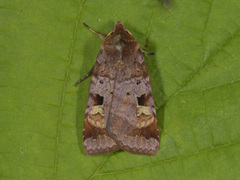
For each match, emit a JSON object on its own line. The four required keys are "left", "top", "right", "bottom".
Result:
{"left": 75, "top": 21, "right": 159, "bottom": 155}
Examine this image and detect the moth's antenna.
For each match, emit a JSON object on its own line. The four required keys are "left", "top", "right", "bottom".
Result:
{"left": 83, "top": 23, "right": 106, "bottom": 39}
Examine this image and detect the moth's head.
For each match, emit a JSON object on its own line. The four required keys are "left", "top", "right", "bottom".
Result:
{"left": 105, "top": 21, "right": 136, "bottom": 43}
{"left": 114, "top": 21, "right": 124, "bottom": 32}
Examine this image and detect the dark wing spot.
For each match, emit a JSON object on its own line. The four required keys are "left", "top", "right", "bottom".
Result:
{"left": 137, "top": 94, "right": 148, "bottom": 106}
{"left": 93, "top": 94, "right": 104, "bottom": 105}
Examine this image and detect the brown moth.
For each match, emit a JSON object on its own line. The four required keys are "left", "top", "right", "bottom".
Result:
{"left": 75, "top": 21, "right": 159, "bottom": 155}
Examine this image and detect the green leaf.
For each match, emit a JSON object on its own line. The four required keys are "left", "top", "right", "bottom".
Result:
{"left": 1, "top": 0, "right": 240, "bottom": 179}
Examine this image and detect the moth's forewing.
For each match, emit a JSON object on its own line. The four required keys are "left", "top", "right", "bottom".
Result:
{"left": 83, "top": 50, "right": 120, "bottom": 155}
{"left": 83, "top": 21, "right": 159, "bottom": 155}
{"left": 106, "top": 50, "right": 159, "bottom": 155}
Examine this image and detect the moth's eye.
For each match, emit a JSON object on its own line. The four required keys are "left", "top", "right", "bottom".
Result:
{"left": 126, "top": 92, "right": 130, "bottom": 96}
{"left": 99, "top": 80, "right": 104, "bottom": 84}
{"left": 136, "top": 80, "right": 141, "bottom": 85}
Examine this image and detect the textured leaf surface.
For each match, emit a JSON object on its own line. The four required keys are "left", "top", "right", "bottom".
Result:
{"left": 1, "top": 0, "right": 240, "bottom": 179}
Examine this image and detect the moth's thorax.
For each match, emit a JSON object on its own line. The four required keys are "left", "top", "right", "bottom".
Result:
{"left": 101, "top": 21, "right": 140, "bottom": 58}
{"left": 101, "top": 33, "right": 139, "bottom": 60}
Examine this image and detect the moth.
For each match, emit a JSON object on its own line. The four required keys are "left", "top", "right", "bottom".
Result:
{"left": 75, "top": 21, "right": 159, "bottom": 155}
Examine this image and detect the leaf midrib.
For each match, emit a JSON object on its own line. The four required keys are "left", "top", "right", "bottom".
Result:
{"left": 53, "top": 0, "right": 85, "bottom": 179}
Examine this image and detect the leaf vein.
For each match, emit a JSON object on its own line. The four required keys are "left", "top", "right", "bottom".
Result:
{"left": 53, "top": 0, "right": 85, "bottom": 179}
{"left": 142, "top": 7, "right": 156, "bottom": 48}
{"left": 167, "top": 27, "right": 240, "bottom": 102}
{"left": 88, "top": 155, "right": 111, "bottom": 180}
{"left": 96, "top": 140, "right": 240, "bottom": 176}
{"left": 202, "top": 0, "right": 215, "bottom": 61}
{"left": 177, "top": 79, "right": 240, "bottom": 95}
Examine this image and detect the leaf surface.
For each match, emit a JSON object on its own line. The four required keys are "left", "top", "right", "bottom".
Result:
{"left": 1, "top": 0, "right": 240, "bottom": 179}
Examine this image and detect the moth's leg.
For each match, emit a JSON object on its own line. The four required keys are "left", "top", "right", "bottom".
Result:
{"left": 141, "top": 49, "right": 154, "bottom": 55}
{"left": 74, "top": 65, "right": 95, "bottom": 87}
{"left": 83, "top": 23, "right": 106, "bottom": 39}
